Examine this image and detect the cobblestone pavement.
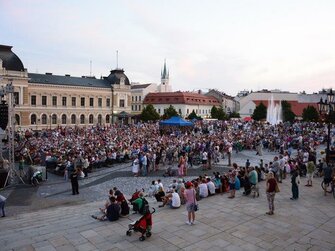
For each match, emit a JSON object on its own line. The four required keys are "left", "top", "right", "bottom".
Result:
{"left": 1, "top": 148, "right": 335, "bottom": 250}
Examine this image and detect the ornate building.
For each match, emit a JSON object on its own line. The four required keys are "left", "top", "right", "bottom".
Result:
{"left": 0, "top": 45, "right": 132, "bottom": 130}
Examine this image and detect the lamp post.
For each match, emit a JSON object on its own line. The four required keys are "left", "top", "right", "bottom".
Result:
{"left": 317, "top": 89, "right": 335, "bottom": 163}
{"left": 111, "top": 85, "right": 114, "bottom": 124}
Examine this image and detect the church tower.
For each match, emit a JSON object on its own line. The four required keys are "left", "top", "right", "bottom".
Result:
{"left": 159, "top": 60, "right": 172, "bottom": 92}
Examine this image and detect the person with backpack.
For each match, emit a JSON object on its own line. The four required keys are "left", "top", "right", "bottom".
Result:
{"left": 132, "top": 192, "right": 149, "bottom": 214}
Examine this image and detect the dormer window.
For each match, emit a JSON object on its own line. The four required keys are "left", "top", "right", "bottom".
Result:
{"left": 120, "top": 77, "right": 125, "bottom": 85}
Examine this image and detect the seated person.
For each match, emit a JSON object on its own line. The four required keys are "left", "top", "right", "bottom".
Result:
{"left": 115, "top": 190, "right": 129, "bottom": 217}
{"left": 154, "top": 186, "right": 165, "bottom": 202}
{"left": 199, "top": 179, "right": 209, "bottom": 198}
{"left": 148, "top": 180, "right": 158, "bottom": 197}
{"left": 100, "top": 189, "right": 114, "bottom": 213}
{"left": 158, "top": 187, "right": 181, "bottom": 209}
{"left": 92, "top": 197, "right": 120, "bottom": 221}
{"left": 206, "top": 177, "right": 216, "bottom": 195}
{"left": 132, "top": 192, "right": 148, "bottom": 214}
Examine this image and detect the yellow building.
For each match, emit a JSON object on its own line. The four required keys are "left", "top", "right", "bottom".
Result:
{"left": 0, "top": 45, "right": 132, "bottom": 130}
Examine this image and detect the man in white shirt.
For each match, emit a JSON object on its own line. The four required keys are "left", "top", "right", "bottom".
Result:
{"left": 206, "top": 178, "right": 216, "bottom": 195}
{"left": 158, "top": 187, "right": 181, "bottom": 209}
{"left": 199, "top": 180, "right": 209, "bottom": 198}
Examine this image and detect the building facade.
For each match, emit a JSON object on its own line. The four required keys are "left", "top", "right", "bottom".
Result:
{"left": 205, "top": 89, "right": 238, "bottom": 114}
{"left": 131, "top": 83, "right": 157, "bottom": 115}
{"left": 0, "top": 45, "right": 132, "bottom": 130}
{"left": 143, "top": 91, "right": 220, "bottom": 118}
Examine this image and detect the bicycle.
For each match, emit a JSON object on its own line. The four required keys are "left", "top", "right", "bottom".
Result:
{"left": 321, "top": 177, "right": 335, "bottom": 199}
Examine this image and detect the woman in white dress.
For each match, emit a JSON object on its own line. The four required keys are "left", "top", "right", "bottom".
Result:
{"left": 132, "top": 156, "right": 140, "bottom": 177}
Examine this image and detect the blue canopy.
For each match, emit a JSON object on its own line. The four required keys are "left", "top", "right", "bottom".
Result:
{"left": 159, "top": 116, "right": 194, "bottom": 126}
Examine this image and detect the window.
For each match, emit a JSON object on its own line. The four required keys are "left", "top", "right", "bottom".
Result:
{"left": 135, "top": 96, "right": 138, "bottom": 102}
{"left": 187, "top": 109, "right": 189, "bottom": 114}
{"left": 81, "top": 97, "right": 85, "bottom": 107}
{"left": 72, "top": 97, "right": 76, "bottom": 107}
{"left": 98, "top": 98, "right": 102, "bottom": 107}
{"left": 52, "top": 96, "right": 57, "bottom": 106}
{"left": 89, "top": 114, "right": 94, "bottom": 124}
{"left": 106, "top": 98, "right": 110, "bottom": 107}
{"left": 41, "top": 114, "right": 47, "bottom": 124}
{"left": 61, "top": 114, "right": 67, "bottom": 124}
{"left": 158, "top": 109, "right": 161, "bottom": 114}
{"left": 52, "top": 114, "right": 57, "bottom": 124}
{"left": 249, "top": 109, "right": 253, "bottom": 114}
{"left": 132, "top": 96, "right": 134, "bottom": 102}
{"left": 139, "top": 96, "right": 142, "bottom": 101}
{"left": 62, "top": 97, "right": 67, "bottom": 106}
{"left": 42, "top": 96, "right": 47, "bottom": 106}
{"left": 30, "top": 114, "right": 37, "bottom": 125}
{"left": 98, "top": 114, "right": 102, "bottom": 124}
{"left": 71, "top": 114, "right": 76, "bottom": 124}
{"left": 15, "top": 114, "right": 20, "bottom": 125}
{"left": 134, "top": 105, "right": 137, "bottom": 111}
{"left": 14, "top": 92, "right": 19, "bottom": 105}
{"left": 119, "top": 99, "right": 125, "bottom": 107}
{"left": 179, "top": 109, "right": 181, "bottom": 114}
{"left": 90, "top": 97, "right": 94, "bottom": 107}
{"left": 106, "top": 114, "right": 110, "bottom": 123}
{"left": 131, "top": 105, "right": 134, "bottom": 111}
{"left": 80, "top": 114, "right": 85, "bottom": 124}
{"left": 138, "top": 105, "right": 141, "bottom": 111}
{"left": 31, "top": 95, "right": 36, "bottom": 106}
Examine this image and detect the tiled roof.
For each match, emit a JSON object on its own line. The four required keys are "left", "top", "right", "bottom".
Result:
{"left": 28, "top": 73, "right": 111, "bottom": 88}
{"left": 253, "top": 100, "right": 318, "bottom": 116}
{"left": 143, "top": 92, "right": 220, "bottom": 106}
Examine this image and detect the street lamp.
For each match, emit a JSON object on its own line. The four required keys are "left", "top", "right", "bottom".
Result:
{"left": 317, "top": 89, "right": 335, "bottom": 163}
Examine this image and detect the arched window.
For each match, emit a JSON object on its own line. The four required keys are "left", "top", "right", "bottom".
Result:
{"left": 98, "top": 114, "right": 102, "bottom": 124}
{"left": 41, "top": 114, "right": 47, "bottom": 124}
{"left": 80, "top": 114, "right": 85, "bottom": 124}
{"left": 71, "top": 114, "right": 76, "bottom": 124}
{"left": 106, "top": 114, "right": 110, "bottom": 123}
{"left": 30, "top": 114, "right": 37, "bottom": 125}
{"left": 15, "top": 114, "right": 20, "bottom": 125}
{"left": 89, "top": 114, "right": 94, "bottom": 124}
{"left": 61, "top": 114, "right": 67, "bottom": 124}
{"left": 52, "top": 114, "right": 57, "bottom": 124}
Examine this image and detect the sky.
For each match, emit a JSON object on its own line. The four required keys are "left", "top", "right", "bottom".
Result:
{"left": 1, "top": 0, "right": 335, "bottom": 96}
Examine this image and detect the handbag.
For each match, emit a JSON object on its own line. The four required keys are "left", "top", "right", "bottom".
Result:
{"left": 193, "top": 190, "right": 198, "bottom": 211}
{"left": 275, "top": 182, "right": 280, "bottom": 193}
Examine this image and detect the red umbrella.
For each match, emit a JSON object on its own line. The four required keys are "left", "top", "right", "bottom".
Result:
{"left": 243, "top": 116, "right": 252, "bottom": 122}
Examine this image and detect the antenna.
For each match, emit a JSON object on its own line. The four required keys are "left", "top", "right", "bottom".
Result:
{"left": 90, "top": 60, "right": 92, "bottom": 77}
{"left": 116, "top": 50, "right": 119, "bottom": 69}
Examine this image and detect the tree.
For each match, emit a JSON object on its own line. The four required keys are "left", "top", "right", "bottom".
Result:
{"left": 229, "top": 112, "right": 240, "bottom": 119}
{"left": 302, "top": 105, "right": 319, "bottom": 122}
{"left": 140, "top": 104, "right": 160, "bottom": 122}
{"left": 216, "top": 107, "right": 227, "bottom": 120}
{"left": 162, "top": 105, "right": 178, "bottom": 119}
{"left": 187, "top": 110, "right": 201, "bottom": 120}
{"left": 252, "top": 102, "right": 267, "bottom": 121}
{"left": 281, "top": 100, "right": 295, "bottom": 122}
{"left": 211, "top": 106, "right": 218, "bottom": 118}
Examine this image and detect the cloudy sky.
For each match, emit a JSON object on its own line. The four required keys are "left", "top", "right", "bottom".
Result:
{"left": 1, "top": 0, "right": 335, "bottom": 95}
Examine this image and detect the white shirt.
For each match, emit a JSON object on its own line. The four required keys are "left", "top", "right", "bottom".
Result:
{"left": 171, "top": 192, "right": 181, "bottom": 208}
{"left": 207, "top": 181, "right": 216, "bottom": 195}
{"left": 199, "top": 183, "right": 208, "bottom": 198}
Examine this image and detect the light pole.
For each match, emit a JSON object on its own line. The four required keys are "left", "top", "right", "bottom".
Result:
{"left": 317, "top": 89, "right": 335, "bottom": 164}
{"left": 111, "top": 85, "right": 114, "bottom": 124}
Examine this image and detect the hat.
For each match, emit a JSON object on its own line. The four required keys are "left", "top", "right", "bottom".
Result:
{"left": 186, "top": 181, "right": 193, "bottom": 187}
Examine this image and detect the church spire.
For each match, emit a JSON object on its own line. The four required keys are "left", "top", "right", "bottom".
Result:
{"left": 161, "top": 59, "right": 168, "bottom": 79}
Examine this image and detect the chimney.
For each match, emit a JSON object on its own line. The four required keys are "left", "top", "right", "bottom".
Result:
{"left": 65, "top": 74, "right": 70, "bottom": 77}
{"left": 45, "top": 72, "right": 52, "bottom": 75}
{"left": 198, "top": 89, "right": 201, "bottom": 94}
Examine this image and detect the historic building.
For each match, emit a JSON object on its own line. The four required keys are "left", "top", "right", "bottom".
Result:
{"left": 143, "top": 91, "right": 220, "bottom": 118}
{"left": 205, "top": 89, "right": 238, "bottom": 114}
{"left": 0, "top": 44, "right": 132, "bottom": 130}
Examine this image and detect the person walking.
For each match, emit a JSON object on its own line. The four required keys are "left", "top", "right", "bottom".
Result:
{"left": 0, "top": 194, "right": 6, "bottom": 217}
{"left": 305, "top": 159, "right": 315, "bottom": 187}
{"left": 266, "top": 172, "right": 278, "bottom": 215}
{"left": 184, "top": 181, "right": 197, "bottom": 225}
{"left": 70, "top": 167, "right": 79, "bottom": 195}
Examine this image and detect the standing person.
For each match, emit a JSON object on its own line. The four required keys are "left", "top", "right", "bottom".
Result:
{"left": 70, "top": 168, "right": 79, "bottom": 195}
{"left": 142, "top": 153, "right": 148, "bottom": 176}
{"left": 322, "top": 161, "right": 334, "bottom": 196}
{"left": 266, "top": 172, "right": 278, "bottom": 215}
{"left": 0, "top": 194, "right": 6, "bottom": 217}
{"left": 290, "top": 169, "right": 300, "bottom": 200}
{"left": 201, "top": 150, "right": 208, "bottom": 170}
{"left": 82, "top": 157, "right": 89, "bottom": 178}
{"left": 178, "top": 153, "right": 186, "bottom": 177}
{"left": 305, "top": 159, "right": 315, "bottom": 187}
{"left": 132, "top": 155, "right": 140, "bottom": 177}
{"left": 19, "top": 157, "right": 25, "bottom": 177}
{"left": 184, "top": 181, "right": 197, "bottom": 225}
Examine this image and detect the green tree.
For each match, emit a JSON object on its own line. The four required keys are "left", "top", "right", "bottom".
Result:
{"left": 187, "top": 110, "right": 201, "bottom": 120}
{"left": 211, "top": 106, "right": 218, "bottom": 118}
{"left": 162, "top": 105, "right": 178, "bottom": 119}
{"left": 302, "top": 105, "right": 319, "bottom": 122}
{"left": 216, "top": 107, "right": 227, "bottom": 120}
{"left": 140, "top": 104, "right": 160, "bottom": 122}
{"left": 252, "top": 102, "right": 267, "bottom": 121}
{"left": 229, "top": 112, "right": 240, "bottom": 119}
{"left": 281, "top": 100, "right": 295, "bottom": 122}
